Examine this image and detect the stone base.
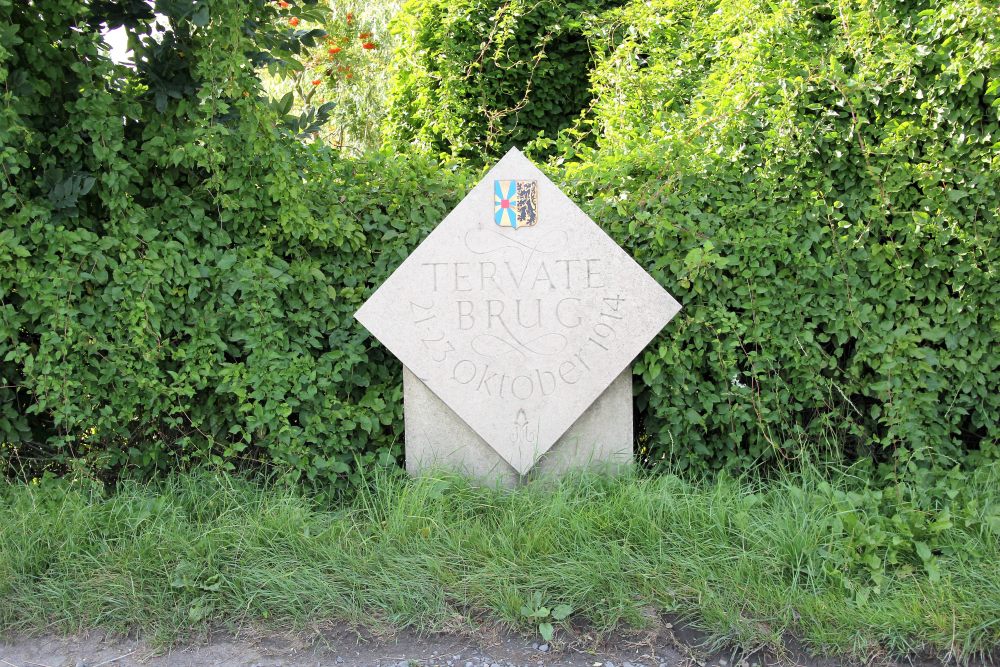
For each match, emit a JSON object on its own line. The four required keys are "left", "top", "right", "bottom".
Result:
{"left": 403, "top": 366, "right": 633, "bottom": 487}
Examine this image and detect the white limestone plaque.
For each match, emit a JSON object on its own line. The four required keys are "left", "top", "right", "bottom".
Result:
{"left": 355, "top": 148, "right": 680, "bottom": 477}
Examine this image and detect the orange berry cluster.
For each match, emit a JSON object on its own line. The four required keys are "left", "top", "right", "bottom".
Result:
{"left": 299, "top": 11, "right": 382, "bottom": 89}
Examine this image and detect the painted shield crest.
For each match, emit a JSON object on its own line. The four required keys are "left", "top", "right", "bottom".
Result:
{"left": 494, "top": 180, "right": 538, "bottom": 229}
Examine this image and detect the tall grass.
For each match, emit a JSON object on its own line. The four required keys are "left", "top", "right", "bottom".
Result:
{"left": 1, "top": 465, "right": 997, "bottom": 662}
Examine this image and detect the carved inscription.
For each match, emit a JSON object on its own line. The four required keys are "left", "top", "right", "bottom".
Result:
{"left": 409, "top": 251, "right": 626, "bottom": 402}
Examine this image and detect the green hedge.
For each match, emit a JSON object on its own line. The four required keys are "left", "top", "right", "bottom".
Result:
{"left": 2, "top": 0, "right": 998, "bottom": 489}
{"left": 560, "top": 0, "right": 1000, "bottom": 471}
{"left": 0, "top": 0, "right": 472, "bottom": 488}
{"left": 384, "top": 0, "right": 624, "bottom": 163}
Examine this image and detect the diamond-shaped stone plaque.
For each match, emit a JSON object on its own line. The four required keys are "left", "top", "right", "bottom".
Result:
{"left": 355, "top": 148, "right": 680, "bottom": 475}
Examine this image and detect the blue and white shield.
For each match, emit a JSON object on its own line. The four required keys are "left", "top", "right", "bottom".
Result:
{"left": 494, "top": 180, "right": 538, "bottom": 229}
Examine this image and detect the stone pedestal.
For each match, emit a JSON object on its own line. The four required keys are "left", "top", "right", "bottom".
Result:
{"left": 403, "top": 366, "right": 632, "bottom": 487}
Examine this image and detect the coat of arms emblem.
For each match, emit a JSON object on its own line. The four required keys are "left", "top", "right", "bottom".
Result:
{"left": 494, "top": 180, "right": 538, "bottom": 229}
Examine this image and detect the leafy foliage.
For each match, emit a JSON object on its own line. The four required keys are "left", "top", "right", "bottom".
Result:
{"left": 554, "top": 0, "right": 1000, "bottom": 476}
{"left": 384, "top": 0, "right": 624, "bottom": 163}
{"left": 0, "top": 0, "right": 471, "bottom": 489}
{"left": 2, "top": 0, "right": 998, "bottom": 526}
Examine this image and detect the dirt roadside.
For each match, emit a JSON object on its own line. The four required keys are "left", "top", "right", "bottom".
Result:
{"left": 0, "top": 622, "right": 964, "bottom": 667}
{"left": 0, "top": 621, "right": 785, "bottom": 667}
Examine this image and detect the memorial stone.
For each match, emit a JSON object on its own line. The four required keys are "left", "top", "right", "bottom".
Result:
{"left": 356, "top": 148, "right": 680, "bottom": 484}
